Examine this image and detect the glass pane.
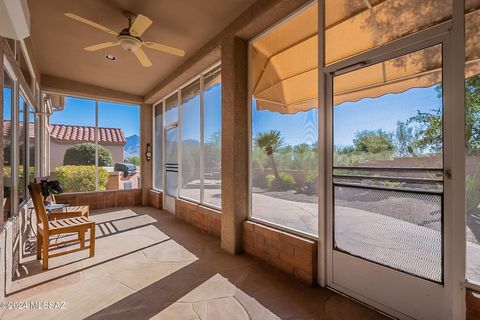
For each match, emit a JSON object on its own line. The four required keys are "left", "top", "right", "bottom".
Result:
{"left": 165, "top": 93, "right": 179, "bottom": 125}
{"left": 465, "top": 0, "right": 480, "bottom": 283}
{"left": 3, "top": 71, "right": 13, "bottom": 219}
{"left": 204, "top": 67, "right": 222, "bottom": 208}
{"left": 166, "top": 127, "right": 178, "bottom": 197}
{"left": 154, "top": 104, "right": 163, "bottom": 190}
{"left": 166, "top": 128, "right": 178, "bottom": 165}
{"left": 49, "top": 97, "right": 96, "bottom": 193}
{"left": 333, "top": 44, "right": 443, "bottom": 282}
{"left": 180, "top": 79, "right": 201, "bottom": 201}
{"left": 250, "top": 4, "right": 318, "bottom": 236}
{"left": 18, "top": 96, "right": 26, "bottom": 204}
{"left": 166, "top": 171, "right": 178, "bottom": 197}
{"left": 98, "top": 101, "right": 140, "bottom": 191}
{"left": 325, "top": 0, "right": 452, "bottom": 64}
{"left": 28, "top": 106, "right": 36, "bottom": 184}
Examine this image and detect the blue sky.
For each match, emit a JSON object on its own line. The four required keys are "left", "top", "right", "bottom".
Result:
{"left": 4, "top": 83, "right": 441, "bottom": 147}
{"left": 50, "top": 97, "right": 140, "bottom": 137}
{"left": 252, "top": 85, "right": 442, "bottom": 147}
{"left": 3, "top": 88, "right": 11, "bottom": 120}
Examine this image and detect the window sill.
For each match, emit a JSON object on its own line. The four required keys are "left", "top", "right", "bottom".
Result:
{"left": 247, "top": 216, "right": 318, "bottom": 241}
{"left": 178, "top": 195, "right": 221, "bottom": 212}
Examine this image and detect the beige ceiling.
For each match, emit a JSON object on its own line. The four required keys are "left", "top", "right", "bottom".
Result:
{"left": 28, "top": 0, "right": 255, "bottom": 97}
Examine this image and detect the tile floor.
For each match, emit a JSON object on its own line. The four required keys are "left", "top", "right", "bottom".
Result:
{"left": 2, "top": 207, "right": 387, "bottom": 320}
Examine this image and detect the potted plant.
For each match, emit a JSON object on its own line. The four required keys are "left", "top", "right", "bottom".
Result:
{"left": 39, "top": 179, "right": 63, "bottom": 206}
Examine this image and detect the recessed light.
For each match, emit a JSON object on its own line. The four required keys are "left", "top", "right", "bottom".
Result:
{"left": 105, "top": 54, "right": 116, "bottom": 61}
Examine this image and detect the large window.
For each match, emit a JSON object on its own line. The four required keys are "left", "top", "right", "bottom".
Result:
{"left": 153, "top": 104, "right": 163, "bottom": 190}
{"left": 99, "top": 101, "right": 141, "bottom": 190}
{"left": 49, "top": 96, "right": 140, "bottom": 193}
{"left": 3, "top": 70, "right": 14, "bottom": 220}
{"left": 28, "top": 105, "right": 36, "bottom": 185}
{"left": 18, "top": 95, "right": 26, "bottom": 204}
{"left": 249, "top": 4, "right": 318, "bottom": 236}
{"left": 203, "top": 67, "right": 222, "bottom": 207}
{"left": 180, "top": 79, "right": 201, "bottom": 201}
{"left": 154, "top": 64, "right": 222, "bottom": 208}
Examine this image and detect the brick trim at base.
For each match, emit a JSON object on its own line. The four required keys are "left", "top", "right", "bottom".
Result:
{"left": 55, "top": 189, "right": 142, "bottom": 209}
{"left": 243, "top": 220, "right": 317, "bottom": 286}
{"left": 149, "top": 189, "right": 163, "bottom": 209}
{"left": 175, "top": 198, "right": 221, "bottom": 238}
{"left": 467, "top": 289, "right": 480, "bottom": 320}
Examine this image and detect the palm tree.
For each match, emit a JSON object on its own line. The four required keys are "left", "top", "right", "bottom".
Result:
{"left": 255, "top": 130, "right": 284, "bottom": 180}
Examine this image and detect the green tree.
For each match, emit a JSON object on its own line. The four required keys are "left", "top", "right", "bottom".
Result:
{"left": 255, "top": 130, "right": 284, "bottom": 180}
{"left": 125, "top": 156, "right": 140, "bottom": 166}
{"left": 395, "top": 121, "right": 415, "bottom": 157}
{"left": 407, "top": 108, "right": 442, "bottom": 153}
{"left": 353, "top": 129, "right": 395, "bottom": 154}
{"left": 407, "top": 75, "right": 480, "bottom": 155}
{"left": 205, "top": 131, "right": 221, "bottom": 174}
{"left": 63, "top": 143, "right": 113, "bottom": 166}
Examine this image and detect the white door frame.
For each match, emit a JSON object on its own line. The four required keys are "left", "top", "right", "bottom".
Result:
{"left": 321, "top": 17, "right": 465, "bottom": 319}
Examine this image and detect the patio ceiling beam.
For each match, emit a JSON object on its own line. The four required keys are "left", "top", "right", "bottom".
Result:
{"left": 41, "top": 74, "right": 144, "bottom": 106}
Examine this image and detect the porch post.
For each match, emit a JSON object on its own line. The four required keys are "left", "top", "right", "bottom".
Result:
{"left": 140, "top": 103, "right": 153, "bottom": 205}
{"left": 221, "top": 37, "right": 249, "bottom": 254}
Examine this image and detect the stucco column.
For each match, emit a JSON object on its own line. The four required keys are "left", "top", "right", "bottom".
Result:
{"left": 221, "top": 37, "right": 248, "bottom": 254}
{"left": 140, "top": 103, "right": 153, "bottom": 205}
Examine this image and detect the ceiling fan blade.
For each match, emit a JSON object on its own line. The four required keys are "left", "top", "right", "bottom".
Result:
{"left": 143, "top": 41, "right": 185, "bottom": 57}
{"left": 134, "top": 48, "right": 152, "bottom": 67}
{"left": 84, "top": 41, "right": 120, "bottom": 51}
{"left": 65, "top": 13, "right": 118, "bottom": 36}
{"left": 130, "top": 14, "right": 152, "bottom": 37}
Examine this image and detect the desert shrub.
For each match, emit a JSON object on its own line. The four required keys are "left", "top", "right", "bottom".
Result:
{"left": 265, "top": 172, "right": 296, "bottom": 191}
{"left": 55, "top": 165, "right": 109, "bottom": 192}
{"left": 265, "top": 174, "right": 276, "bottom": 188}
{"left": 63, "top": 143, "right": 113, "bottom": 166}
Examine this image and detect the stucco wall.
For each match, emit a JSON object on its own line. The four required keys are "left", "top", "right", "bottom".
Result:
{"left": 49, "top": 140, "right": 124, "bottom": 172}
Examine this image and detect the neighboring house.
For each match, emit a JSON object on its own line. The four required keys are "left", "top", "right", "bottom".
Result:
{"left": 49, "top": 124, "right": 126, "bottom": 170}
{"left": 3, "top": 119, "right": 35, "bottom": 142}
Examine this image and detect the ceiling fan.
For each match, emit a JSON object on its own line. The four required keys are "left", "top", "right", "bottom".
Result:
{"left": 64, "top": 12, "right": 186, "bottom": 67}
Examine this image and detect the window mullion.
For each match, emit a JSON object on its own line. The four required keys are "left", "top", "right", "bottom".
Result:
{"left": 95, "top": 99, "right": 99, "bottom": 191}
{"left": 200, "top": 74, "right": 205, "bottom": 204}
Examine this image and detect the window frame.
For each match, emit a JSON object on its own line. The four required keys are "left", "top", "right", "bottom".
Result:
{"left": 152, "top": 62, "right": 222, "bottom": 210}
{"left": 152, "top": 100, "right": 164, "bottom": 192}
{"left": 18, "top": 86, "right": 32, "bottom": 207}
{"left": 2, "top": 61, "right": 18, "bottom": 221}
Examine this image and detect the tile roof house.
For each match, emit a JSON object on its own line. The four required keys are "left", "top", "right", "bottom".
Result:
{"left": 3, "top": 120, "right": 35, "bottom": 140}
{"left": 49, "top": 124, "right": 126, "bottom": 171}
{"left": 50, "top": 124, "right": 126, "bottom": 145}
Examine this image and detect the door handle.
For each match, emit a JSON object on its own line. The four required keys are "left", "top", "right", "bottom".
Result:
{"left": 444, "top": 169, "right": 452, "bottom": 179}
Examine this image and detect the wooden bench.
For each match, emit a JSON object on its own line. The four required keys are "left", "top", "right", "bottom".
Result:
{"left": 29, "top": 183, "right": 96, "bottom": 270}
{"left": 50, "top": 205, "right": 90, "bottom": 220}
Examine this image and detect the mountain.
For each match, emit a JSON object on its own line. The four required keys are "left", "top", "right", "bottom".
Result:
{"left": 124, "top": 134, "right": 140, "bottom": 159}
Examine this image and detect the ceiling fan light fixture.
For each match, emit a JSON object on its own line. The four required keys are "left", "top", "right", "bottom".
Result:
{"left": 65, "top": 12, "right": 186, "bottom": 67}
{"left": 118, "top": 35, "right": 142, "bottom": 53}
